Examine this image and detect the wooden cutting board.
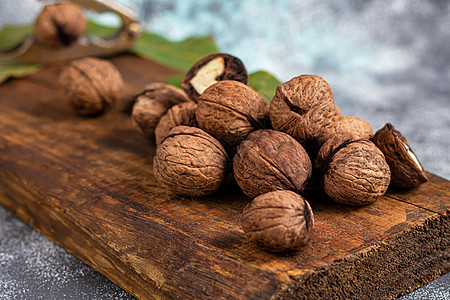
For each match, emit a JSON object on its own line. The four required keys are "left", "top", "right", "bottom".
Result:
{"left": 0, "top": 54, "right": 448, "bottom": 300}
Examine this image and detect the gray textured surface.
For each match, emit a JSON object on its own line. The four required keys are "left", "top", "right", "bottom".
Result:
{"left": 0, "top": 0, "right": 449, "bottom": 299}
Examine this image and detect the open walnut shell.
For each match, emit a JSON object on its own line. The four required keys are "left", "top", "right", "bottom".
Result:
{"left": 181, "top": 53, "right": 248, "bottom": 101}
{"left": 233, "top": 129, "right": 312, "bottom": 198}
{"left": 153, "top": 126, "right": 229, "bottom": 196}
{"left": 196, "top": 80, "right": 269, "bottom": 150}
{"left": 131, "top": 83, "right": 191, "bottom": 139}
{"left": 372, "top": 123, "right": 428, "bottom": 189}
{"left": 270, "top": 75, "right": 340, "bottom": 143}
{"left": 316, "top": 136, "right": 390, "bottom": 206}
{"left": 154, "top": 102, "right": 198, "bottom": 146}
{"left": 241, "top": 190, "right": 314, "bottom": 252}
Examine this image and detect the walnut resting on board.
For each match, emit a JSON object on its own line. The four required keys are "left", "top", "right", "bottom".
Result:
{"left": 316, "top": 136, "right": 391, "bottom": 206}
{"left": 241, "top": 190, "right": 314, "bottom": 252}
{"left": 181, "top": 53, "right": 248, "bottom": 101}
{"left": 233, "top": 129, "right": 312, "bottom": 198}
{"left": 59, "top": 57, "right": 123, "bottom": 117}
{"left": 131, "top": 83, "right": 191, "bottom": 139}
{"left": 34, "top": 2, "right": 86, "bottom": 47}
{"left": 155, "top": 102, "right": 198, "bottom": 146}
{"left": 153, "top": 126, "right": 229, "bottom": 196}
{"left": 372, "top": 123, "right": 428, "bottom": 188}
{"left": 196, "top": 80, "right": 269, "bottom": 150}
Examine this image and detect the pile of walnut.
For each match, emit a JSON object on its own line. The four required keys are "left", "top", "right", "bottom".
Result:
{"left": 129, "top": 53, "right": 429, "bottom": 253}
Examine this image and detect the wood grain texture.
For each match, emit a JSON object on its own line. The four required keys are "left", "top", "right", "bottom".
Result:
{"left": 0, "top": 55, "right": 449, "bottom": 300}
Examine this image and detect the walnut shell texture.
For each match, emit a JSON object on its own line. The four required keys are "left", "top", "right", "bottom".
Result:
{"left": 233, "top": 129, "right": 312, "bottom": 198}
{"left": 155, "top": 102, "right": 198, "bottom": 145}
{"left": 320, "top": 138, "right": 391, "bottom": 206}
{"left": 131, "top": 83, "right": 191, "bottom": 139}
{"left": 373, "top": 123, "right": 428, "bottom": 188}
{"left": 318, "top": 115, "right": 374, "bottom": 145}
{"left": 241, "top": 190, "right": 314, "bottom": 252}
{"left": 153, "top": 126, "right": 229, "bottom": 196}
{"left": 270, "top": 75, "right": 340, "bottom": 143}
{"left": 181, "top": 53, "right": 248, "bottom": 101}
{"left": 59, "top": 57, "right": 123, "bottom": 117}
{"left": 34, "top": 3, "right": 86, "bottom": 47}
{"left": 196, "top": 80, "right": 269, "bottom": 150}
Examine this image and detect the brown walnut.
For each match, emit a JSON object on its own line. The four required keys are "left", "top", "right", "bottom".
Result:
{"left": 153, "top": 126, "right": 229, "bottom": 196}
{"left": 241, "top": 190, "right": 314, "bottom": 252}
{"left": 316, "top": 136, "right": 391, "bottom": 206}
{"left": 319, "top": 115, "right": 373, "bottom": 145}
{"left": 196, "top": 80, "right": 269, "bottom": 150}
{"left": 155, "top": 102, "right": 198, "bottom": 145}
{"left": 373, "top": 123, "right": 428, "bottom": 188}
{"left": 34, "top": 2, "right": 87, "bottom": 47}
{"left": 59, "top": 57, "right": 123, "bottom": 117}
{"left": 131, "top": 83, "right": 191, "bottom": 139}
{"left": 270, "top": 75, "right": 341, "bottom": 143}
{"left": 233, "top": 129, "right": 312, "bottom": 198}
{"left": 181, "top": 53, "right": 248, "bottom": 101}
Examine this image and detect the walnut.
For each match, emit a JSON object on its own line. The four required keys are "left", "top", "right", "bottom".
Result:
{"left": 233, "top": 129, "right": 312, "bottom": 198}
{"left": 318, "top": 115, "right": 373, "bottom": 145}
{"left": 181, "top": 53, "right": 248, "bottom": 101}
{"left": 34, "top": 2, "right": 86, "bottom": 47}
{"left": 316, "top": 136, "right": 391, "bottom": 206}
{"left": 59, "top": 57, "right": 123, "bottom": 117}
{"left": 155, "top": 102, "right": 198, "bottom": 145}
{"left": 153, "top": 126, "right": 229, "bottom": 196}
{"left": 131, "top": 83, "right": 191, "bottom": 139}
{"left": 373, "top": 123, "right": 428, "bottom": 188}
{"left": 196, "top": 80, "right": 269, "bottom": 150}
{"left": 270, "top": 75, "right": 341, "bottom": 143}
{"left": 241, "top": 190, "right": 314, "bottom": 252}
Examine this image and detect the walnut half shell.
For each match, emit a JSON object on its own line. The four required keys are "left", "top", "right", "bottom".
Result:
{"left": 372, "top": 123, "right": 428, "bottom": 189}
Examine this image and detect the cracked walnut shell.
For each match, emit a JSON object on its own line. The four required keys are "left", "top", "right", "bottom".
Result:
{"left": 373, "top": 123, "right": 428, "bottom": 188}
{"left": 131, "top": 83, "right": 191, "bottom": 139}
{"left": 241, "top": 190, "right": 314, "bottom": 252}
{"left": 35, "top": 2, "right": 86, "bottom": 47}
{"left": 196, "top": 80, "right": 269, "bottom": 150}
{"left": 181, "top": 53, "right": 248, "bottom": 101}
{"left": 270, "top": 75, "right": 340, "bottom": 143}
{"left": 153, "top": 126, "right": 229, "bottom": 196}
{"left": 233, "top": 129, "right": 312, "bottom": 198}
{"left": 59, "top": 57, "right": 123, "bottom": 117}
{"left": 316, "top": 136, "right": 391, "bottom": 206}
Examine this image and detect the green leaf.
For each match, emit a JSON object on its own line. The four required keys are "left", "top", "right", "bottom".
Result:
{"left": 248, "top": 71, "right": 281, "bottom": 102}
{"left": 166, "top": 74, "right": 184, "bottom": 89}
{"left": 0, "top": 63, "right": 40, "bottom": 84}
{"left": 0, "top": 24, "right": 32, "bottom": 51}
{"left": 131, "top": 32, "right": 218, "bottom": 72}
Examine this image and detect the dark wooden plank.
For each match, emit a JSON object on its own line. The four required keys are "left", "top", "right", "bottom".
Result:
{"left": 0, "top": 55, "right": 449, "bottom": 299}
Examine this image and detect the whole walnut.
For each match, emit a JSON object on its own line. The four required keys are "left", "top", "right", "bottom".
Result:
{"left": 316, "top": 135, "right": 390, "bottom": 206}
{"left": 233, "top": 129, "right": 312, "bottom": 198}
{"left": 241, "top": 190, "right": 314, "bottom": 252}
{"left": 181, "top": 53, "right": 248, "bottom": 101}
{"left": 270, "top": 75, "right": 341, "bottom": 143}
{"left": 34, "top": 2, "right": 86, "bottom": 47}
{"left": 196, "top": 80, "right": 269, "bottom": 150}
{"left": 155, "top": 102, "right": 198, "bottom": 145}
{"left": 59, "top": 57, "right": 123, "bottom": 117}
{"left": 373, "top": 123, "right": 428, "bottom": 189}
{"left": 153, "top": 126, "right": 229, "bottom": 196}
{"left": 131, "top": 83, "right": 191, "bottom": 139}
{"left": 319, "top": 115, "right": 373, "bottom": 145}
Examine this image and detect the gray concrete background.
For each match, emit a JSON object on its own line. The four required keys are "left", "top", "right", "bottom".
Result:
{"left": 0, "top": 0, "right": 449, "bottom": 299}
